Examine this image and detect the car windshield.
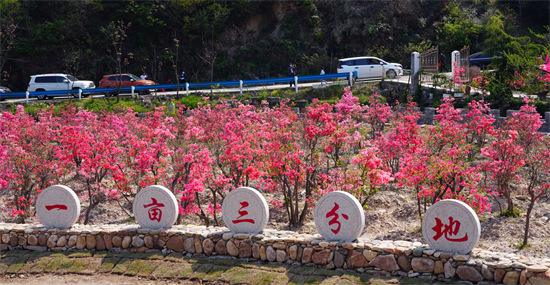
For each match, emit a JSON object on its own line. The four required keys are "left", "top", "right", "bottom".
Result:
{"left": 67, "top": 75, "right": 78, "bottom": 81}
{"left": 129, "top": 74, "right": 141, "bottom": 81}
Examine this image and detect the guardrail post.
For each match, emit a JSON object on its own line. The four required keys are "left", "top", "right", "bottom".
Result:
{"left": 239, "top": 80, "right": 243, "bottom": 96}
{"left": 131, "top": 86, "right": 135, "bottom": 98}
{"left": 26, "top": 91, "right": 29, "bottom": 104}
{"left": 186, "top": 83, "right": 189, "bottom": 97}
{"left": 78, "top": 89, "right": 82, "bottom": 100}
{"left": 411, "top": 52, "right": 421, "bottom": 95}
{"left": 349, "top": 72, "right": 353, "bottom": 87}
{"left": 294, "top": 76, "right": 298, "bottom": 93}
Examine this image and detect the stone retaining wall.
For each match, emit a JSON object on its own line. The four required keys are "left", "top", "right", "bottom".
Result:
{"left": 1, "top": 223, "right": 549, "bottom": 284}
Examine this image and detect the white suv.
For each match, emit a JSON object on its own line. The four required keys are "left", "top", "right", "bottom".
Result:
{"left": 337, "top": 56, "right": 403, "bottom": 79}
{"left": 27, "top": 73, "right": 96, "bottom": 100}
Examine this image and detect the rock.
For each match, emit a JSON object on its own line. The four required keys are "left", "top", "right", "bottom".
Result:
{"left": 369, "top": 255, "right": 399, "bottom": 272}
{"left": 453, "top": 254, "right": 470, "bottom": 261}
{"left": 434, "top": 261, "right": 444, "bottom": 275}
{"left": 166, "top": 236, "right": 184, "bottom": 252}
{"left": 86, "top": 234, "right": 96, "bottom": 249}
{"left": 495, "top": 269, "right": 506, "bottom": 283}
{"left": 411, "top": 257, "right": 435, "bottom": 273}
{"left": 18, "top": 236, "right": 26, "bottom": 247}
{"left": 312, "top": 249, "right": 331, "bottom": 266}
{"left": 260, "top": 246, "right": 267, "bottom": 261}
{"left": 57, "top": 236, "right": 68, "bottom": 247}
{"left": 482, "top": 264, "right": 494, "bottom": 281}
{"left": 412, "top": 248, "right": 424, "bottom": 257}
{"left": 239, "top": 242, "right": 252, "bottom": 258}
{"left": 503, "top": 271, "right": 520, "bottom": 285}
{"left": 529, "top": 270, "right": 550, "bottom": 285}
{"left": 444, "top": 261, "right": 456, "bottom": 279}
{"left": 302, "top": 247, "right": 313, "bottom": 264}
{"left": 111, "top": 236, "right": 122, "bottom": 248}
{"left": 288, "top": 245, "right": 297, "bottom": 260}
{"left": 277, "top": 250, "right": 288, "bottom": 262}
{"left": 23, "top": 245, "right": 47, "bottom": 252}
{"left": 104, "top": 235, "right": 113, "bottom": 250}
{"left": 527, "top": 266, "right": 549, "bottom": 273}
{"left": 266, "top": 246, "right": 276, "bottom": 262}
{"left": 132, "top": 236, "right": 144, "bottom": 248}
{"left": 334, "top": 251, "right": 346, "bottom": 268}
{"left": 47, "top": 235, "right": 58, "bottom": 248}
{"left": 202, "top": 239, "right": 214, "bottom": 256}
{"left": 252, "top": 243, "right": 260, "bottom": 259}
{"left": 456, "top": 266, "right": 483, "bottom": 282}
{"left": 121, "top": 236, "right": 131, "bottom": 249}
{"left": 1, "top": 234, "right": 9, "bottom": 244}
{"left": 520, "top": 270, "right": 528, "bottom": 285}
{"left": 144, "top": 236, "right": 153, "bottom": 248}
{"left": 27, "top": 235, "right": 38, "bottom": 246}
{"left": 68, "top": 235, "right": 77, "bottom": 248}
{"left": 226, "top": 240, "right": 239, "bottom": 257}
{"left": 95, "top": 235, "right": 105, "bottom": 251}
{"left": 346, "top": 250, "right": 368, "bottom": 269}
{"left": 184, "top": 238, "right": 196, "bottom": 254}
{"left": 194, "top": 237, "right": 202, "bottom": 254}
{"left": 76, "top": 235, "right": 86, "bottom": 250}
{"left": 38, "top": 234, "right": 48, "bottom": 246}
{"left": 398, "top": 255, "right": 411, "bottom": 271}
{"left": 363, "top": 250, "right": 378, "bottom": 261}
{"left": 215, "top": 240, "right": 228, "bottom": 255}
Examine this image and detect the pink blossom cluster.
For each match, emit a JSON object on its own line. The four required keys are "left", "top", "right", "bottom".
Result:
{"left": 1, "top": 91, "right": 549, "bottom": 229}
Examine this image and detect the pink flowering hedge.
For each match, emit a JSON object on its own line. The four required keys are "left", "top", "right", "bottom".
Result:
{"left": 1, "top": 88, "right": 548, "bottom": 245}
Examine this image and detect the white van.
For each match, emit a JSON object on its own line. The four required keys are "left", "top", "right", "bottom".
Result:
{"left": 337, "top": 57, "right": 403, "bottom": 79}
{"left": 27, "top": 73, "right": 95, "bottom": 100}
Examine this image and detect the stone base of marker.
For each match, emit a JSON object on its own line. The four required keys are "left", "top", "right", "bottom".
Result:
{"left": 1, "top": 223, "right": 549, "bottom": 285}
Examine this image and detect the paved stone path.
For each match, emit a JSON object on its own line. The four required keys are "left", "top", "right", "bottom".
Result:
{"left": 0, "top": 250, "right": 463, "bottom": 284}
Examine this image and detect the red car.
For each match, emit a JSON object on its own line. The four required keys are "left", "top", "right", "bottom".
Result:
{"left": 99, "top": 74, "right": 155, "bottom": 96}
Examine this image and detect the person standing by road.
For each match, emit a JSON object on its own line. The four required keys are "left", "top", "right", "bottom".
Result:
{"left": 141, "top": 72, "right": 148, "bottom": 80}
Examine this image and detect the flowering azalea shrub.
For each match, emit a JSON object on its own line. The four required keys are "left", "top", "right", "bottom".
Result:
{"left": 0, "top": 88, "right": 548, "bottom": 243}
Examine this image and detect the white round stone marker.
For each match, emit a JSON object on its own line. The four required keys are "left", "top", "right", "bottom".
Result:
{"left": 422, "top": 199, "right": 481, "bottom": 254}
{"left": 36, "top": 185, "right": 80, "bottom": 229}
{"left": 314, "top": 191, "right": 365, "bottom": 242}
{"left": 133, "top": 185, "right": 178, "bottom": 229}
{"left": 222, "top": 187, "right": 269, "bottom": 233}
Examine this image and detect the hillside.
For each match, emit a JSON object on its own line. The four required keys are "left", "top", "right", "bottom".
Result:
{"left": 0, "top": 0, "right": 548, "bottom": 91}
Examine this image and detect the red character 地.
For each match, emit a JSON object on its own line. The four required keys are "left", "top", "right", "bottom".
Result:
{"left": 45, "top": 204, "right": 68, "bottom": 211}
{"left": 232, "top": 201, "right": 255, "bottom": 224}
{"left": 143, "top": 198, "right": 165, "bottom": 222}
{"left": 326, "top": 202, "right": 348, "bottom": 235}
{"left": 432, "top": 217, "right": 469, "bottom": 242}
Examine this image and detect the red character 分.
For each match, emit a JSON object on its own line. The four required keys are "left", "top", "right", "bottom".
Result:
{"left": 45, "top": 205, "right": 68, "bottom": 211}
{"left": 432, "top": 217, "right": 468, "bottom": 242}
{"left": 232, "top": 201, "right": 255, "bottom": 224}
{"left": 143, "top": 198, "right": 165, "bottom": 222}
{"left": 326, "top": 202, "right": 348, "bottom": 235}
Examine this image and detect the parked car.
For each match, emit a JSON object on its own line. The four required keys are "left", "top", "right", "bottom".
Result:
{"left": 337, "top": 56, "right": 403, "bottom": 79}
{"left": 99, "top": 73, "right": 155, "bottom": 96}
{"left": 27, "top": 73, "right": 95, "bottom": 100}
{"left": 0, "top": 86, "right": 11, "bottom": 101}
{"left": 469, "top": 52, "right": 502, "bottom": 69}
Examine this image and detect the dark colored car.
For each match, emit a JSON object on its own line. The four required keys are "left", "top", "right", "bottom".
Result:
{"left": 99, "top": 74, "right": 155, "bottom": 96}
{"left": 469, "top": 52, "right": 502, "bottom": 69}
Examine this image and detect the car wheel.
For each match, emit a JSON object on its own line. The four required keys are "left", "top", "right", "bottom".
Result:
{"left": 72, "top": 88, "right": 81, "bottom": 98}
{"left": 386, "top": 70, "right": 397, "bottom": 79}
{"left": 36, "top": 89, "right": 46, "bottom": 100}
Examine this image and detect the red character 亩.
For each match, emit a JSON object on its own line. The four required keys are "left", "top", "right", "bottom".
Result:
{"left": 432, "top": 216, "right": 469, "bottom": 242}
{"left": 326, "top": 202, "right": 349, "bottom": 235}
{"left": 232, "top": 201, "right": 255, "bottom": 224}
{"left": 143, "top": 198, "right": 165, "bottom": 222}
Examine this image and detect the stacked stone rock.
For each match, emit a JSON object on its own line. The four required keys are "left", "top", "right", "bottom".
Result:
{"left": 0, "top": 223, "right": 548, "bottom": 284}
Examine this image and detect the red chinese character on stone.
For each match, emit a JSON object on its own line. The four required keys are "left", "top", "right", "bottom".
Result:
{"left": 232, "top": 201, "right": 255, "bottom": 224}
{"left": 143, "top": 198, "right": 165, "bottom": 222}
{"left": 432, "top": 217, "right": 469, "bottom": 242}
{"left": 45, "top": 204, "right": 68, "bottom": 211}
{"left": 326, "top": 202, "right": 349, "bottom": 235}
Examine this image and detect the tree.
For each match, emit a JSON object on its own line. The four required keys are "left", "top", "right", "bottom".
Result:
{"left": 101, "top": 20, "right": 132, "bottom": 102}
{"left": 0, "top": 0, "right": 21, "bottom": 77}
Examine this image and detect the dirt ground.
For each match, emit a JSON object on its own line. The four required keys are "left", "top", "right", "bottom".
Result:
{"left": 0, "top": 274, "right": 204, "bottom": 284}
{"left": 2, "top": 186, "right": 549, "bottom": 259}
